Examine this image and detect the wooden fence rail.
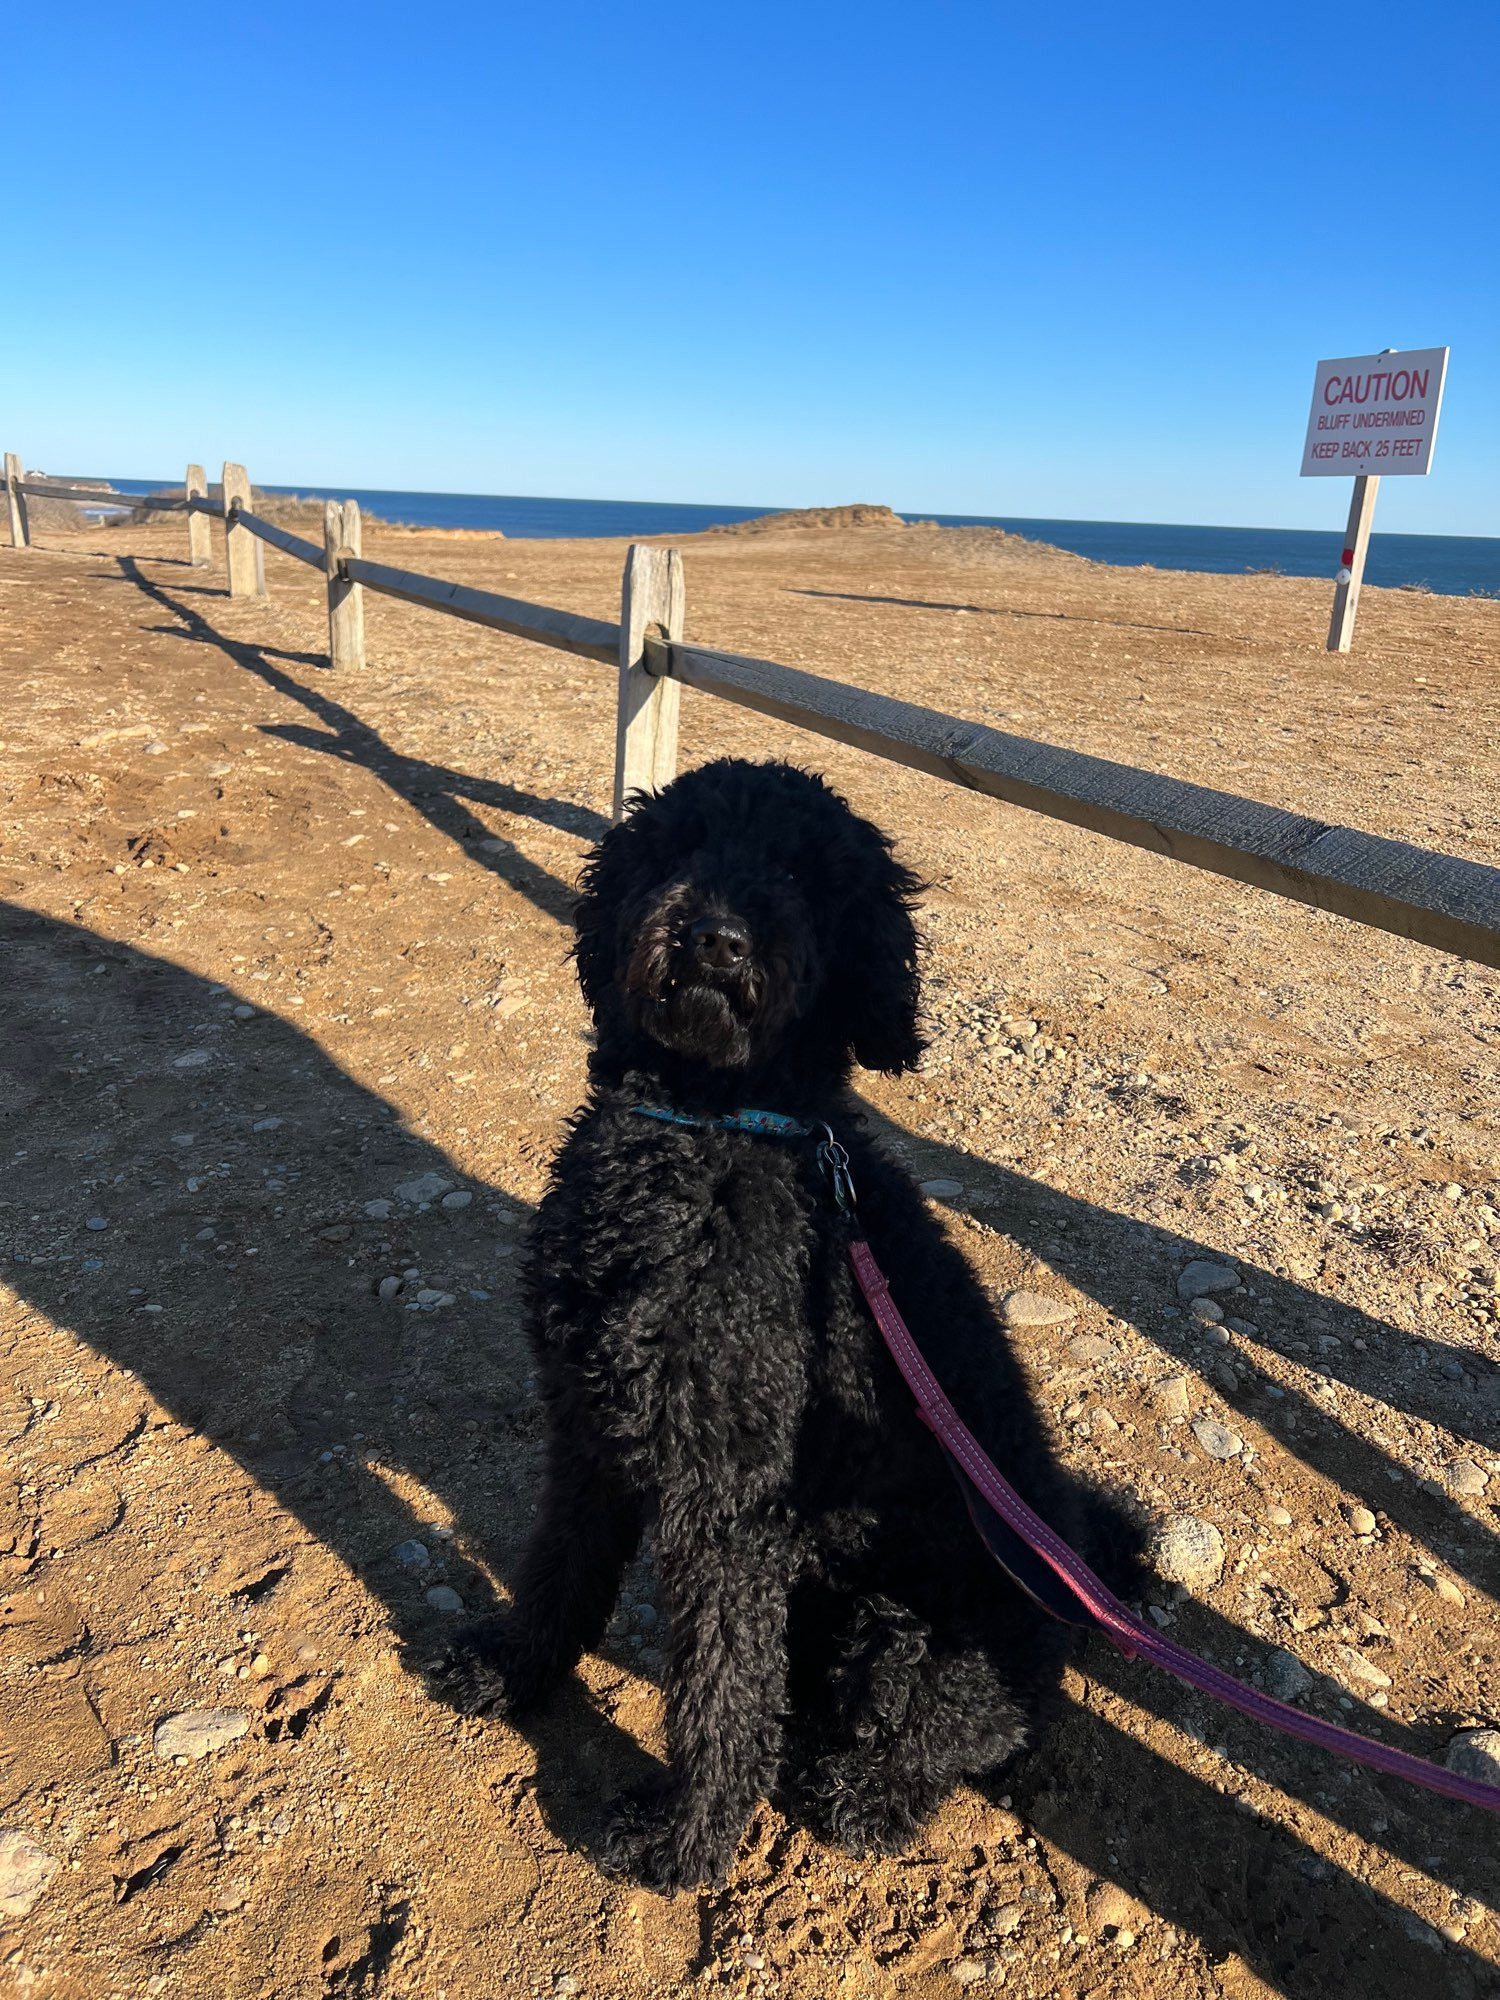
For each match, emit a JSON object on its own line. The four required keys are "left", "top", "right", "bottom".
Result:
{"left": 17, "top": 478, "right": 187, "bottom": 511}
{"left": 341, "top": 553, "right": 619, "bottom": 664}
{"left": 6, "top": 454, "right": 1500, "bottom": 971}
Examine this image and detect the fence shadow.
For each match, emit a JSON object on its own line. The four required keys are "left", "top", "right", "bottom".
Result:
{"left": 112, "top": 555, "right": 606, "bottom": 922}
{"left": 790, "top": 587, "right": 1227, "bottom": 640}
{"left": 3, "top": 904, "right": 1491, "bottom": 1993}
{"left": 865, "top": 1110, "right": 1500, "bottom": 1510}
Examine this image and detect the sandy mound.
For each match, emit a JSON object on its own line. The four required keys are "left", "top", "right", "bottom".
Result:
{"left": 708, "top": 503, "right": 908, "bottom": 534}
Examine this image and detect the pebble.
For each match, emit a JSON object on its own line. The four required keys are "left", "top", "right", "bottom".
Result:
{"left": 394, "top": 1540, "right": 431, "bottom": 1568}
{"left": 554, "top": 1979, "right": 581, "bottom": 1998}
{"left": 1264, "top": 1649, "right": 1315, "bottom": 1702}
{"left": 1202, "top": 1324, "right": 1231, "bottom": 1348}
{"left": 1344, "top": 1504, "right": 1378, "bottom": 1536}
{"left": 0, "top": 1830, "right": 59, "bottom": 1919}
{"left": 920, "top": 1179, "right": 964, "bottom": 1200}
{"left": 1225, "top": 1318, "right": 1259, "bottom": 1338}
{"left": 1188, "top": 1297, "right": 1224, "bottom": 1324}
{"left": 949, "top": 1959, "right": 989, "bottom": 1986}
{"left": 252, "top": 1116, "right": 282, "bottom": 1131}
{"left": 416, "top": 1288, "right": 456, "bottom": 1307}
{"left": 425, "top": 1586, "right": 464, "bottom": 1612}
{"left": 232, "top": 1004, "right": 255, "bottom": 1021}
{"left": 153, "top": 1708, "right": 250, "bottom": 1761}
{"left": 1333, "top": 1644, "right": 1392, "bottom": 1691}
{"left": 173, "top": 1049, "right": 210, "bottom": 1068}
{"left": 1266, "top": 1505, "right": 1294, "bottom": 1527}
{"left": 1419, "top": 1570, "right": 1465, "bottom": 1607}
{"left": 1444, "top": 1459, "right": 1488, "bottom": 1498}
{"left": 378, "top": 1276, "right": 403, "bottom": 1302}
{"left": 1445, "top": 1730, "right": 1500, "bottom": 1787}
{"left": 1067, "top": 1334, "right": 1114, "bottom": 1365}
{"left": 441, "top": 1191, "right": 473, "bottom": 1210}
{"left": 364, "top": 1200, "right": 394, "bottom": 1220}
{"left": 1149, "top": 1515, "right": 1224, "bottom": 1589}
{"left": 85, "top": 1215, "right": 108, "bottom": 1231}
{"left": 396, "top": 1172, "right": 452, "bottom": 1205}
{"left": 1190, "top": 1417, "right": 1243, "bottom": 1460}
{"left": 999, "top": 1289, "right": 1076, "bottom": 1328}
{"left": 1152, "top": 1375, "right": 1191, "bottom": 1418}
{"left": 990, "top": 1903, "right": 1023, "bottom": 1935}
{"left": 1177, "top": 1260, "right": 1239, "bottom": 1300}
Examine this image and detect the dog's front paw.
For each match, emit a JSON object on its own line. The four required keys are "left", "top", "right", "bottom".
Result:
{"left": 600, "top": 1781, "right": 731, "bottom": 1895}
{"left": 804, "top": 1752, "right": 920, "bottom": 1859}
{"left": 424, "top": 1615, "right": 545, "bottom": 1718}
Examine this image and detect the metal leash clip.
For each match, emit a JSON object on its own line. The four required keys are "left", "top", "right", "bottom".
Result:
{"left": 813, "top": 1123, "right": 857, "bottom": 1213}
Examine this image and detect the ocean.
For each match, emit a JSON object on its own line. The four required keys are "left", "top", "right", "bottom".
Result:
{"left": 102, "top": 479, "right": 1499, "bottom": 599}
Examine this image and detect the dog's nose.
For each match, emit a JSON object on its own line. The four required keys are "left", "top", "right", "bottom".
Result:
{"left": 689, "top": 915, "right": 751, "bottom": 970}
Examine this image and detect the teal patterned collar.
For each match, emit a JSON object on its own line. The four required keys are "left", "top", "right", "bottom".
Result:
{"left": 630, "top": 1104, "right": 812, "bottom": 1139}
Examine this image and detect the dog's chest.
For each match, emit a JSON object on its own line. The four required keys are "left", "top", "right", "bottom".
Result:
{"left": 539, "top": 1122, "right": 839, "bottom": 1484}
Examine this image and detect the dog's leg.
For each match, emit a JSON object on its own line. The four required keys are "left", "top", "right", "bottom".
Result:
{"left": 806, "top": 1593, "right": 1032, "bottom": 1857}
{"left": 431, "top": 1446, "right": 642, "bottom": 1717}
{"left": 603, "top": 1514, "right": 788, "bottom": 1894}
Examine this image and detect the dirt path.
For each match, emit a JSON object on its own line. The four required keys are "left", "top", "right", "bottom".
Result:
{"left": 0, "top": 514, "right": 1497, "bottom": 2000}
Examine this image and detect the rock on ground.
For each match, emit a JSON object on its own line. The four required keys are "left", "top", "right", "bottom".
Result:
{"left": 1190, "top": 1417, "right": 1243, "bottom": 1460}
{"left": 999, "top": 1289, "right": 1075, "bottom": 1328}
{"left": 153, "top": 1708, "right": 250, "bottom": 1761}
{"left": 1149, "top": 1515, "right": 1224, "bottom": 1589}
{"left": 1264, "top": 1649, "right": 1315, "bottom": 1702}
{"left": 1445, "top": 1729, "right": 1500, "bottom": 1786}
{"left": 1177, "top": 1260, "right": 1239, "bottom": 1299}
{"left": 0, "top": 1831, "right": 59, "bottom": 1919}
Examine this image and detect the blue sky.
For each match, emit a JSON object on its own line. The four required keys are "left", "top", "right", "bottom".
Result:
{"left": 6, "top": 2, "right": 1497, "bottom": 533}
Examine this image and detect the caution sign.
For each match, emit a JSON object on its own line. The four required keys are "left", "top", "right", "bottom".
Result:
{"left": 1300, "top": 347, "right": 1448, "bottom": 477}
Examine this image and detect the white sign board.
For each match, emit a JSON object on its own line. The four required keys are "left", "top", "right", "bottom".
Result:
{"left": 1300, "top": 346, "right": 1448, "bottom": 476}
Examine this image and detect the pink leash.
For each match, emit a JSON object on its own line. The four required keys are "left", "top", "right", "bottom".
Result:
{"left": 848, "top": 1236, "right": 1500, "bottom": 1816}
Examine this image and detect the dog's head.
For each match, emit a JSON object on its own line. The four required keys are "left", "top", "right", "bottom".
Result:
{"left": 575, "top": 759, "right": 924, "bottom": 1078}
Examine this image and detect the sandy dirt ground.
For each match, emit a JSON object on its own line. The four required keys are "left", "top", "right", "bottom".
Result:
{"left": 0, "top": 507, "right": 1497, "bottom": 2000}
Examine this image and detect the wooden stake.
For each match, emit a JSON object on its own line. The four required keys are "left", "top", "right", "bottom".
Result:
{"left": 4, "top": 453, "right": 29, "bottom": 548}
{"left": 323, "top": 499, "right": 365, "bottom": 670}
{"left": 1326, "top": 474, "right": 1379, "bottom": 653}
{"left": 613, "top": 544, "right": 685, "bottom": 820}
{"left": 186, "top": 464, "right": 211, "bottom": 567}
{"left": 222, "top": 461, "right": 265, "bottom": 598}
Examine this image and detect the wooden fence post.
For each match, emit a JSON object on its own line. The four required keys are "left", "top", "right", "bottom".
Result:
{"left": 323, "top": 499, "right": 365, "bottom": 670}
{"left": 4, "top": 454, "right": 29, "bottom": 549}
{"left": 613, "top": 544, "right": 685, "bottom": 819}
{"left": 1326, "top": 474, "right": 1379, "bottom": 653}
{"left": 186, "top": 464, "right": 211, "bottom": 567}
{"left": 221, "top": 461, "right": 265, "bottom": 598}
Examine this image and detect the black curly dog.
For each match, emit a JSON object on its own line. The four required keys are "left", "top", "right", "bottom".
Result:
{"left": 433, "top": 758, "right": 1135, "bottom": 1891}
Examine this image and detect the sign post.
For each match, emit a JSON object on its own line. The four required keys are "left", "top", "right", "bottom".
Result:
{"left": 1300, "top": 346, "right": 1448, "bottom": 652}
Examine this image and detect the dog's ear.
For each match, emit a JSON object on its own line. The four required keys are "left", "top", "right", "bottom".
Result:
{"left": 572, "top": 817, "right": 636, "bottom": 1014}
{"left": 834, "top": 836, "right": 925, "bottom": 1074}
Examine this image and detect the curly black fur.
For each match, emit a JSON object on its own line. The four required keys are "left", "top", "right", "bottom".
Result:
{"left": 431, "top": 758, "right": 1137, "bottom": 1892}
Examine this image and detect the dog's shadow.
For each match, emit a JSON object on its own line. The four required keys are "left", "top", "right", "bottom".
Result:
{"left": 0, "top": 901, "right": 648, "bottom": 1860}
{"left": 3, "top": 905, "right": 1489, "bottom": 1995}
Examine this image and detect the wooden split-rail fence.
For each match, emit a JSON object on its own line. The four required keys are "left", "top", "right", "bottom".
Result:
{"left": 6, "top": 453, "right": 1500, "bottom": 970}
